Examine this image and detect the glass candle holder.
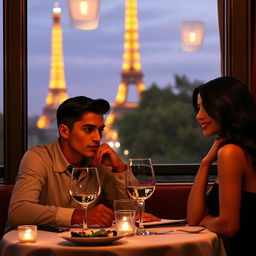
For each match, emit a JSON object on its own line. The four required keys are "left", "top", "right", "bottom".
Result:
{"left": 115, "top": 210, "right": 136, "bottom": 235}
{"left": 18, "top": 225, "right": 37, "bottom": 243}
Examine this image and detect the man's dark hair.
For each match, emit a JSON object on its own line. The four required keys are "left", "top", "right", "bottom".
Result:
{"left": 57, "top": 96, "right": 110, "bottom": 130}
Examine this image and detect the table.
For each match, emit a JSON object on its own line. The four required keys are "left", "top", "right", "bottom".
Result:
{"left": 0, "top": 225, "right": 226, "bottom": 256}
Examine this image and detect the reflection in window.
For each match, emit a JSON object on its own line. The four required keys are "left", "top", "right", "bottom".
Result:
{"left": 28, "top": 0, "right": 220, "bottom": 163}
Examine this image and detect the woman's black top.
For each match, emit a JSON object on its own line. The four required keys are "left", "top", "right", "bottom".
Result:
{"left": 207, "top": 183, "right": 256, "bottom": 256}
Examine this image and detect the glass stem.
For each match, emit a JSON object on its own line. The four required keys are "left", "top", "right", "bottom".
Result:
{"left": 82, "top": 205, "right": 88, "bottom": 231}
{"left": 138, "top": 199, "right": 145, "bottom": 229}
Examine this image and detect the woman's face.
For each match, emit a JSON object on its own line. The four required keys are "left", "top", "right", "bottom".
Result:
{"left": 196, "top": 94, "right": 221, "bottom": 137}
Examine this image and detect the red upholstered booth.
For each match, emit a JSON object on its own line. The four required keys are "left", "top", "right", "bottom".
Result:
{"left": 146, "top": 185, "right": 191, "bottom": 219}
{"left": 0, "top": 185, "right": 13, "bottom": 240}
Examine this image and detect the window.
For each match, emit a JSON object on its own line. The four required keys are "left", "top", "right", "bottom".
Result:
{"left": 28, "top": 1, "right": 220, "bottom": 164}
{"left": 2, "top": 0, "right": 253, "bottom": 184}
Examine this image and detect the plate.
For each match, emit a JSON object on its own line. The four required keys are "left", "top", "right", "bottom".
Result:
{"left": 142, "top": 219, "right": 186, "bottom": 227}
{"left": 59, "top": 231, "right": 125, "bottom": 245}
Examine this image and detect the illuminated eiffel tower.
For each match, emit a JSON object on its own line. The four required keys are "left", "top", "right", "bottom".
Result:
{"left": 105, "top": 0, "right": 145, "bottom": 144}
{"left": 37, "top": 3, "right": 68, "bottom": 129}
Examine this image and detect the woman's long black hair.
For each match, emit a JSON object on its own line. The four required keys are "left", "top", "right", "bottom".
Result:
{"left": 193, "top": 76, "right": 256, "bottom": 167}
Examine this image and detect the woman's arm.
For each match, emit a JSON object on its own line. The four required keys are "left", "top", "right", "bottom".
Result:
{"left": 199, "top": 144, "right": 243, "bottom": 237}
{"left": 187, "top": 139, "right": 223, "bottom": 225}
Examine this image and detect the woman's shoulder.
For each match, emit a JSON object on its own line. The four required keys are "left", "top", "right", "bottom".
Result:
{"left": 218, "top": 143, "right": 247, "bottom": 163}
{"left": 216, "top": 144, "right": 249, "bottom": 180}
{"left": 218, "top": 143, "right": 245, "bottom": 154}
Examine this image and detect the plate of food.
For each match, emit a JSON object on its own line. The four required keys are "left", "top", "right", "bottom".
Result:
{"left": 59, "top": 229, "right": 125, "bottom": 245}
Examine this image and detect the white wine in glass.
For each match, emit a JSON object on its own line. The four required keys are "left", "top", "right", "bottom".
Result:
{"left": 126, "top": 158, "right": 155, "bottom": 231}
{"left": 70, "top": 167, "right": 101, "bottom": 230}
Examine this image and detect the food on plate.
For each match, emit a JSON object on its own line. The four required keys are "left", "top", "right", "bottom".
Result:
{"left": 71, "top": 229, "right": 117, "bottom": 238}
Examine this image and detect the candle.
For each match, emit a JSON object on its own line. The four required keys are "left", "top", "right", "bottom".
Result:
{"left": 18, "top": 225, "right": 37, "bottom": 243}
{"left": 114, "top": 210, "right": 136, "bottom": 235}
{"left": 120, "top": 217, "right": 133, "bottom": 232}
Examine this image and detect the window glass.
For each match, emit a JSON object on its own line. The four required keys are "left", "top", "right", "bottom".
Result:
{"left": 28, "top": 0, "right": 220, "bottom": 163}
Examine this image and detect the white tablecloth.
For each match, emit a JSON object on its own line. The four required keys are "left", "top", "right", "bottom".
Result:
{"left": 0, "top": 226, "right": 226, "bottom": 256}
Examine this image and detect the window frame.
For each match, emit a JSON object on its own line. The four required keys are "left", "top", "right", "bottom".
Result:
{"left": 1, "top": 0, "right": 253, "bottom": 184}
{"left": 2, "top": 0, "right": 27, "bottom": 184}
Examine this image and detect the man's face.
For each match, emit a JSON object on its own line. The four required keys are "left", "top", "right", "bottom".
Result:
{"left": 65, "top": 112, "right": 105, "bottom": 160}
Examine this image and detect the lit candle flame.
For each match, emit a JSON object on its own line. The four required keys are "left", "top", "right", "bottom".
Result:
{"left": 24, "top": 229, "right": 33, "bottom": 240}
{"left": 189, "top": 32, "right": 197, "bottom": 42}
{"left": 120, "top": 217, "right": 133, "bottom": 233}
{"left": 80, "top": 1, "right": 88, "bottom": 16}
{"left": 18, "top": 225, "right": 37, "bottom": 243}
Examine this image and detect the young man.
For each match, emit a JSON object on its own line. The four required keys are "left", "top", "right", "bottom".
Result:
{"left": 7, "top": 96, "right": 132, "bottom": 228}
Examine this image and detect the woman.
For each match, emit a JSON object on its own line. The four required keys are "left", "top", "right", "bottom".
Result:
{"left": 187, "top": 76, "right": 256, "bottom": 256}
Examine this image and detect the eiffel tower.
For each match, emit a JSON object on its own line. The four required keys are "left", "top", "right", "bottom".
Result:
{"left": 37, "top": 2, "right": 68, "bottom": 129}
{"left": 104, "top": 0, "right": 145, "bottom": 143}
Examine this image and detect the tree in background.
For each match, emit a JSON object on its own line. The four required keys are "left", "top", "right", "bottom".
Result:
{"left": 117, "top": 75, "right": 215, "bottom": 163}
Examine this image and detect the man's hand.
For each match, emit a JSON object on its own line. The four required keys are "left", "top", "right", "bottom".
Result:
{"left": 93, "top": 143, "right": 126, "bottom": 173}
{"left": 71, "top": 204, "right": 114, "bottom": 227}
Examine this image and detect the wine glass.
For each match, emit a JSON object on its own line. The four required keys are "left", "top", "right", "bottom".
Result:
{"left": 126, "top": 158, "right": 155, "bottom": 233}
{"left": 70, "top": 167, "right": 101, "bottom": 231}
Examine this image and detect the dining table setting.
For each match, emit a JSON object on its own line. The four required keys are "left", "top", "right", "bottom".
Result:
{"left": 0, "top": 221, "right": 227, "bottom": 256}
{"left": 0, "top": 158, "right": 227, "bottom": 256}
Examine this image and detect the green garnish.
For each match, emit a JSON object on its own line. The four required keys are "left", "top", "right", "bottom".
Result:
{"left": 71, "top": 229, "right": 117, "bottom": 238}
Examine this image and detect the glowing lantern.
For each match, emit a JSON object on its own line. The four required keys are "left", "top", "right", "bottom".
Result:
{"left": 67, "top": 0, "right": 100, "bottom": 30}
{"left": 181, "top": 21, "right": 205, "bottom": 52}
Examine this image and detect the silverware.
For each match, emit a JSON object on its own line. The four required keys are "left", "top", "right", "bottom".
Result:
{"left": 137, "top": 227, "right": 206, "bottom": 235}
